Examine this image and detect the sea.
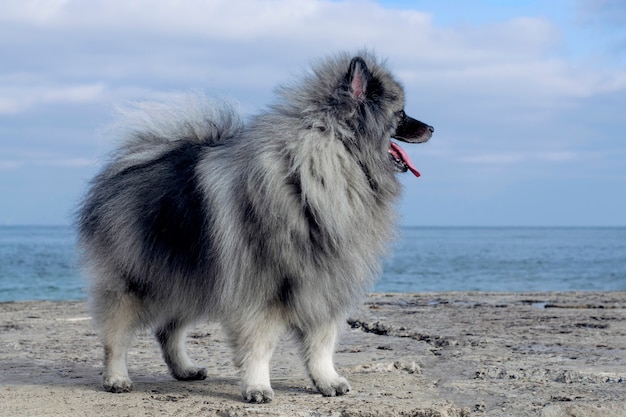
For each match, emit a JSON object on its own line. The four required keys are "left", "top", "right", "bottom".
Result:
{"left": 0, "top": 225, "right": 624, "bottom": 302}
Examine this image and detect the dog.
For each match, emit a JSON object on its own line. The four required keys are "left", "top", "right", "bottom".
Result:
{"left": 76, "top": 51, "right": 433, "bottom": 403}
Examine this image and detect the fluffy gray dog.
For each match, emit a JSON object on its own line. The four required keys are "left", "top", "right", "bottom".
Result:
{"left": 77, "top": 51, "right": 433, "bottom": 403}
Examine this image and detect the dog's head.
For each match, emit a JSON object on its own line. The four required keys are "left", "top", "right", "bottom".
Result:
{"left": 344, "top": 56, "right": 433, "bottom": 177}
{"left": 277, "top": 52, "right": 433, "bottom": 178}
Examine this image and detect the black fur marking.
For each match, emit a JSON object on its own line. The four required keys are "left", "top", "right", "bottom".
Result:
{"left": 357, "top": 161, "right": 379, "bottom": 193}
{"left": 286, "top": 170, "right": 333, "bottom": 255}
{"left": 125, "top": 272, "right": 152, "bottom": 298}
{"left": 77, "top": 173, "right": 119, "bottom": 243}
{"left": 155, "top": 320, "right": 178, "bottom": 344}
{"left": 335, "top": 139, "right": 379, "bottom": 194}
{"left": 302, "top": 201, "right": 324, "bottom": 248}
{"left": 119, "top": 143, "right": 211, "bottom": 277}
{"left": 365, "top": 77, "right": 384, "bottom": 104}
{"left": 239, "top": 192, "right": 272, "bottom": 270}
{"left": 287, "top": 170, "right": 303, "bottom": 199}
{"left": 277, "top": 275, "right": 296, "bottom": 308}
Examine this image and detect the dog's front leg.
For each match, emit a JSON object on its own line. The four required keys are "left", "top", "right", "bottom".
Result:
{"left": 225, "top": 316, "right": 284, "bottom": 403}
{"left": 299, "top": 321, "right": 351, "bottom": 397}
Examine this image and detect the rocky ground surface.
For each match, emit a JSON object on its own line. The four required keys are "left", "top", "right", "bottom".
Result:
{"left": 1, "top": 292, "right": 625, "bottom": 416}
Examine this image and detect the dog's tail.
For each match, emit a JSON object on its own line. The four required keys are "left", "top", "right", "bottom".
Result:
{"left": 110, "top": 91, "right": 243, "bottom": 147}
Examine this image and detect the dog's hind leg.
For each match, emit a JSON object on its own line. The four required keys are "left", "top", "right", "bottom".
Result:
{"left": 96, "top": 292, "right": 142, "bottom": 393}
{"left": 299, "top": 321, "right": 351, "bottom": 397}
{"left": 155, "top": 320, "right": 207, "bottom": 381}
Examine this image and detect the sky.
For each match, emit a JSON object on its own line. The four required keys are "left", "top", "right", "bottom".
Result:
{"left": 1, "top": 0, "right": 625, "bottom": 226}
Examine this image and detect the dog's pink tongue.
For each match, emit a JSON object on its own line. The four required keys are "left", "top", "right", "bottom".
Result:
{"left": 389, "top": 141, "right": 420, "bottom": 177}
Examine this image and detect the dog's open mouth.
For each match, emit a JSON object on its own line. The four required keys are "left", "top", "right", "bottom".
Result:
{"left": 389, "top": 141, "right": 420, "bottom": 177}
{"left": 389, "top": 111, "right": 433, "bottom": 178}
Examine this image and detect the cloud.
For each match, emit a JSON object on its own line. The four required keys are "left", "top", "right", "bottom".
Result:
{"left": 0, "top": 82, "right": 105, "bottom": 114}
{"left": 578, "top": 0, "right": 626, "bottom": 25}
{"left": 3, "top": 0, "right": 623, "bottom": 169}
{"left": 576, "top": 0, "right": 626, "bottom": 61}
{"left": 457, "top": 151, "right": 579, "bottom": 165}
{"left": 0, "top": 160, "right": 22, "bottom": 171}
{"left": 0, "top": 0, "right": 71, "bottom": 24}
{"left": 1, "top": 0, "right": 625, "bottom": 225}
{"left": 46, "top": 157, "right": 98, "bottom": 168}
{"left": 0, "top": 1, "right": 560, "bottom": 64}
{"left": 1, "top": 0, "right": 423, "bottom": 39}
{"left": 0, "top": 157, "right": 97, "bottom": 171}
{"left": 1, "top": 0, "right": 623, "bottom": 112}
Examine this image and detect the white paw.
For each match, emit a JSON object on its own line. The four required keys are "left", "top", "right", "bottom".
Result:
{"left": 173, "top": 366, "right": 208, "bottom": 381}
{"left": 242, "top": 385, "right": 274, "bottom": 403}
{"left": 315, "top": 376, "right": 351, "bottom": 397}
{"left": 103, "top": 375, "right": 133, "bottom": 393}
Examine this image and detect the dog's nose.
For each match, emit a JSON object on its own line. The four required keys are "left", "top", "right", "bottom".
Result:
{"left": 427, "top": 125, "right": 434, "bottom": 133}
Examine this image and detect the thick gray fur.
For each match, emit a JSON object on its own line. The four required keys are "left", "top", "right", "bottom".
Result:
{"left": 76, "top": 51, "right": 431, "bottom": 403}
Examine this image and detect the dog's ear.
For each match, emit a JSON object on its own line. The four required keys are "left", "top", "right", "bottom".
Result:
{"left": 347, "top": 57, "right": 371, "bottom": 101}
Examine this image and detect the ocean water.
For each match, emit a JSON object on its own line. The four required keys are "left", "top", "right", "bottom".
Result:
{"left": 0, "top": 226, "right": 82, "bottom": 302}
{"left": 0, "top": 226, "right": 624, "bottom": 302}
{"left": 383, "top": 227, "right": 626, "bottom": 293}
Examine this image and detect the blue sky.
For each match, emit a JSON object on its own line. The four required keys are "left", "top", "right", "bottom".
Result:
{"left": 1, "top": 0, "right": 625, "bottom": 226}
